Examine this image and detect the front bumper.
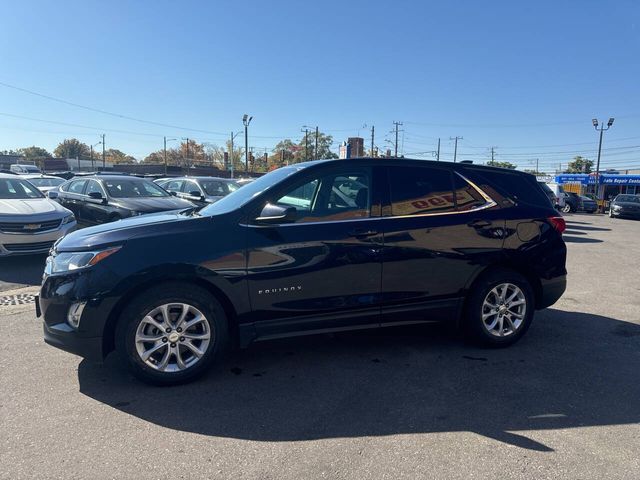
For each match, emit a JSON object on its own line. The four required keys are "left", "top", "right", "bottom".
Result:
{"left": 611, "top": 209, "right": 640, "bottom": 219}
{"left": 39, "top": 267, "right": 120, "bottom": 361}
{"left": 0, "top": 221, "right": 76, "bottom": 256}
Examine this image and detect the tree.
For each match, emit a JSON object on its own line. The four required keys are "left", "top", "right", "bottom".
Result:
{"left": 54, "top": 138, "right": 90, "bottom": 159}
{"left": 18, "top": 146, "right": 51, "bottom": 159}
{"left": 104, "top": 149, "right": 136, "bottom": 165}
{"left": 487, "top": 160, "right": 517, "bottom": 169}
{"left": 565, "top": 156, "right": 593, "bottom": 174}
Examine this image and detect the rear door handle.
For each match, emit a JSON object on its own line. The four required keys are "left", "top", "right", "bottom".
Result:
{"left": 349, "top": 228, "right": 378, "bottom": 238}
{"left": 467, "top": 219, "right": 491, "bottom": 228}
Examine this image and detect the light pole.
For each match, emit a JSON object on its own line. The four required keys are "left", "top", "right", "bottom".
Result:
{"left": 243, "top": 114, "right": 252, "bottom": 171}
{"left": 230, "top": 131, "right": 242, "bottom": 178}
{"left": 90, "top": 141, "right": 102, "bottom": 171}
{"left": 164, "top": 137, "right": 177, "bottom": 175}
{"left": 592, "top": 117, "right": 614, "bottom": 205}
{"left": 101, "top": 134, "right": 106, "bottom": 169}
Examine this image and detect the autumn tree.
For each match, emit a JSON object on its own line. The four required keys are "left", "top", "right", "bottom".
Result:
{"left": 18, "top": 146, "right": 51, "bottom": 159}
{"left": 53, "top": 138, "right": 90, "bottom": 159}
{"left": 565, "top": 156, "right": 593, "bottom": 173}
{"left": 486, "top": 160, "right": 517, "bottom": 169}
{"left": 104, "top": 149, "right": 136, "bottom": 164}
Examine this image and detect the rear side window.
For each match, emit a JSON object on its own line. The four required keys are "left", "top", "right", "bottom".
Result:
{"left": 452, "top": 174, "right": 489, "bottom": 211}
{"left": 67, "top": 179, "right": 87, "bottom": 194}
{"left": 388, "top": 167, "right": 456, "bottom": 216}
{"left": 465, "top": 168, "right": 550, "bottom": 208}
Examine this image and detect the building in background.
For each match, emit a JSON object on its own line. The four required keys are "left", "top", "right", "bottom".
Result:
{"left": 348, "top": 137, "right": 364, "bottom": 157}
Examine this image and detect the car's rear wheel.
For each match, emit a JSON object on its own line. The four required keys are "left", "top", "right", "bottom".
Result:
{"left": 115, "top": 283, "right": 228, "bottom": 385}
{"left": 465, "top": 269, "right": 534, "bottom": 347}
{"left": 562, "top": 204, "right": 572, "bottom": 213}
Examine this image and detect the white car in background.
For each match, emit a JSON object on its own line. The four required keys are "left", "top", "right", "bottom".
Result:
{"left": 0, "top": 173, "right": 76, "bottom": 256}
{"left": 21, "top": 174, "right": 66, "bottom": 194}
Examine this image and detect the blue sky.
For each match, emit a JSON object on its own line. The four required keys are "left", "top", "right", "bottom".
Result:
{"left": 1, "top": 0, "right": 639, "bottom": 172}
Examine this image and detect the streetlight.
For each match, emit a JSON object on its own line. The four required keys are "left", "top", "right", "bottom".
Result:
{"left": 90, "top": 141, "right": 102, "bottom": 171}
{"left": 229, "top": 131, "right": 242, "bottom": 178}
{"left": 592, "top": 117, "right": 615, "bottom": 207}
{"left": 164, "top": 137, "right": 177, "bottom": 175}
{"left": 243, "top": 114, "right": 252, "bottom": 171}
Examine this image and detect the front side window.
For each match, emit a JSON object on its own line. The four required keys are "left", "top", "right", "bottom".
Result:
{"left": 0, "top": 178, "right": 43, "bottom": 199}
{"left": 67, "top": 179, "right": 88, "bottom": 194}
{"left": 85, "top": 180, "right": 104, "bottom": 196}
{"left": 182, "top": 181, "right": 201, "bottom": 195}
{"left": 274, "top": 171, "right": 371, "bottom": 223}
{"left": 201, "top": 180, "right": 235, "bottom": 196}
{"left": 163, "top": 180, "right": 184, "bottom": 192}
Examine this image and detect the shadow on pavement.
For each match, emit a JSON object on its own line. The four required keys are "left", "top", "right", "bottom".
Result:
{"left": 562, "top": 236, "right": 603, "bottom": 243}
{"left": 563, "top": 225, "right": 611, "bottom": 232}
{"left": 78, "top": 309, "right": 640, "bottom": 452}
{"left": 0, "top": 254, "right": 47, "bottom": 289}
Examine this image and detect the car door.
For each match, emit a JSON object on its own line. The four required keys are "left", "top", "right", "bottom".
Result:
{"left": 59, "top": 179, "right": 88, "bottom": 217}
{"left": 245, "top": 164, "right": 384, "bottom": 339}
{"left": 82, "top": 179, "right": 110, "bottom": 224}
{"left": 380, "top": 164, "right": 504, "bottom": 325}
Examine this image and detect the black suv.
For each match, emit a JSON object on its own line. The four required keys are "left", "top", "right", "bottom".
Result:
{"left": 52, "top": 175, "right": 194, "bottom": 224}
{"left": 39, "top": 159, "right": 567, "bottom": 385}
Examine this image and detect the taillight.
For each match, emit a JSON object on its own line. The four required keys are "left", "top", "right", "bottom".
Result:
{"left": 548, "top": 216, "right": 566, "bottom": 234}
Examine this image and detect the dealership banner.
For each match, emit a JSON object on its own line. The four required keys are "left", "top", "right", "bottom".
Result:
{"left": 555, "top": 174, "right": 640, "bottom": 185}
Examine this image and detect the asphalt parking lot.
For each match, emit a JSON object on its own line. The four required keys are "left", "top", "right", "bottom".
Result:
{"left": 1, "top": 214, "right": 639, "bottom": 479}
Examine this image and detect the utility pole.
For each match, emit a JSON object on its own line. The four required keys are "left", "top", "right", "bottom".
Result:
{"left": 450, "top": 136, "right": 463, "bottom": 163}
{"left": 230, "top": 131, "right": 241, "bottom": 179}
{"left": 90, "top": 144, "right": 94, "bottom": 171}
{"left": 436, "top": 138, "right": 440, "bottom": 161}
{"left": 101, "top": 134, "right": 105, "bottom": 169}
{"left": 370, "top": 126, "right": 375, "bottom": 157}
{"left": 302, "top": 128, "right": 309, "bottom": 160}
{"left": 163, "top": 136, "right": 167, "bottom": 175}
{"left": 593, "top": 118, "right": 614, "bottom": 203}
{"left": 314, "top": 126, "right": 319, "bottom": 160}
{"left": 393, "top": 121, "right": 403, "bottom": 157}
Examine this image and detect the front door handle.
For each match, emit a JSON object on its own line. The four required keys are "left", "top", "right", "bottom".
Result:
{"left": 349, "top": 228, "right": 378, "bottom": 238}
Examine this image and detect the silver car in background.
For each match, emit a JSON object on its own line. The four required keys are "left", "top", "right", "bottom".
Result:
{"left": 21, "top": 174, "right": 66, "bottom": 194}
{"left": 0, "top": 173, "right": 76, "bottom": 256}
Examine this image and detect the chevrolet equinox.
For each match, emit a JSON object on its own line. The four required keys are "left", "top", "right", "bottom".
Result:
{"left": 39, "top": 159, "right": 567, "bottom": 385}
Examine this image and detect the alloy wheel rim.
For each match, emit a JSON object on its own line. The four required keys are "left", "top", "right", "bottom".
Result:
{"left": 135, "top": 303, "right": 212, "bottom": 372}
{"left": 481, "top": 283, "right": 526, "bottom": 338}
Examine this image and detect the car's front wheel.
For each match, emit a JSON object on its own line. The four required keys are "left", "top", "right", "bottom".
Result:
{"left": 562, "top": 203, "right": 573, "bottom": 213}
{"left": 115, "top": 283, "right": 228, "bottom": 385}
{"left": 465, "top": 269, "right": 534, "bottom": 347}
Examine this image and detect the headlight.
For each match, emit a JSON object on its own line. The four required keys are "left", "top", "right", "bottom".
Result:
{"left": 62, "top": 213, "right": 75, "bottom": 224}
{"left": 129, "top": 211, "right": 143, "bottom": 216}
{"left": 46, "top": 246, "right": 121, "bottom": 274}
{"left": 613, "top": 205, "right": 622, "bottom": 210}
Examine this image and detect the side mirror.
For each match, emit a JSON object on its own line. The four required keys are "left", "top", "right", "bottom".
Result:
{"left": 255, "top": 203, "right": 297, "bottom": 224}
{"left": 88, "top": 191, "right": 106, "bottom": 203}
{"left": 169, "top": 191, "right": 177, "bottom": 196}
{"left": 189, "top": 190, "right": 204, "bottom": 200}
{"left": 47, "top": 191, "right": 58, "bottom": 199}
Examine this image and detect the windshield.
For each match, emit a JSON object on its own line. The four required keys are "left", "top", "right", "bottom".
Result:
{"left": 104, "top": 178, "right": 170, "bottom": 198}
{"left": 200, "top": 180, "right": 239, "bottom": 196}
{"left": 28, "top": 177, "right": 65, "bottom": 188}
{"left": 199, "top": 166, "right": 301, "bottom": 216}
{"left": 615, "top": 195, "right": 640, "bottom": 203}
{"left": 0, "top": 177, "right": 44, "bottom": 199}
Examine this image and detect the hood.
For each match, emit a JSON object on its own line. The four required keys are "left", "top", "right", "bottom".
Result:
{"left": 55, "top": 210, "right": 205, "bottom": 251}
{"left": 109, "top": 196, "right": 194, "bottom": 212}
{"left": 614, "top": 201, "right": 640, "bottom": 208}
{"left": 0, "top": 198, "right": 70, "bottom": 220}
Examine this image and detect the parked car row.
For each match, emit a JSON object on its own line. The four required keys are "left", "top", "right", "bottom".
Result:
{"left": 0, "top": 170, "right": 251, "bottom": 255}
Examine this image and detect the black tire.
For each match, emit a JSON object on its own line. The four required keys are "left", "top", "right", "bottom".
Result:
{"left": 464, "top": 268, "right": 535, "bottom": 347}
{"left": 115, "top": 283, "right": 228, "bottom": 385}
{"left": 561, "top": 204, "right": 572, "bottom": 213}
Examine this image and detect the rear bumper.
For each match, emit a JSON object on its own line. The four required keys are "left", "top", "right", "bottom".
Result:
{"left": 538, "top": 275, "right": 567, "bottom": 309}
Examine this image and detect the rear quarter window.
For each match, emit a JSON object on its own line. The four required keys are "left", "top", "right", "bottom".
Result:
{"left": 463, "top": 168, "right": 551, "bottom": 208}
